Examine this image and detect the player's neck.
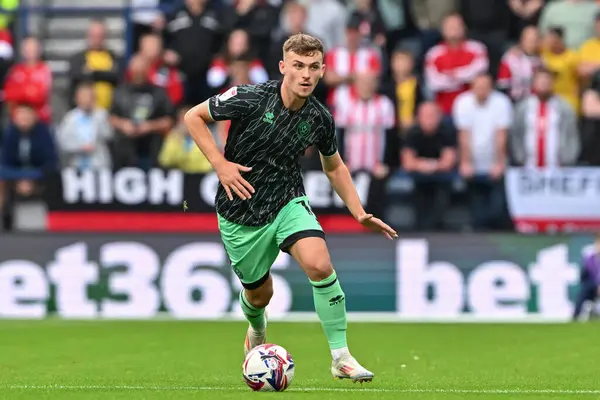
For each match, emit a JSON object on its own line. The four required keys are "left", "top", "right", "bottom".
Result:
{"left": 280, "top": 82, "right": 307, "bottom": 111}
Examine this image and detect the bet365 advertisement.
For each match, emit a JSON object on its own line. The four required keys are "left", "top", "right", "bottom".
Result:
{"left": 0, "top": 234, "right": 592, "bottom": 321}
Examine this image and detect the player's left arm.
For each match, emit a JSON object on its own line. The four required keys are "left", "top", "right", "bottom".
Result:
{"left": 317, "top": 117, "right": 398, "bottom": 240}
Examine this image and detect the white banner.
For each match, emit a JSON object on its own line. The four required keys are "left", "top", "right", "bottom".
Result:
{"left": 506, "top": 167, "right": 600, "bottom": 233}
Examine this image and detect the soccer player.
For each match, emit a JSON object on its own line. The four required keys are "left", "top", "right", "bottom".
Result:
{"left": 184, "top": 33, "right": 397, "bottom": 383}
{"left": 572, "top": 232, "right": 600, "bottom": 321}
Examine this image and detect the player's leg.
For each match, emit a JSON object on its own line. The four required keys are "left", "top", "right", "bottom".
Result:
{"left": 218, "top": 215, "right": 279, "bottom": 354}
{"left": 240, "top": 274, "right": 275, "bottom": 354}
{"left": 275, "top": 196, "right": 373, "bottom": 382}
{"left": 287, "top": 238, "right": 373, "bottom": 382}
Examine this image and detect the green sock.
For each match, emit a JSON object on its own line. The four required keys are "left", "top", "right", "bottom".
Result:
{"left": 239, "top": 289, "right": 266, "bottom": 331}
{"left": 310, "top": 271, "right": 348, "bottom": 350}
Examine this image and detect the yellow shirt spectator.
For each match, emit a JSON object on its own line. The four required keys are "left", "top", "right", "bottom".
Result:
{"left": 158, "top": 128, "right": 213, "bottom": 173}
{"left": 579, "top": 37, "right": 600, "bottom": 65}
{"left": 86, "top": 50, "right": 115, "bottom": 110}
{"left": 578, "top": 36, "right": 600, "bottom": 84}
{"left": 541, "top": 48, "right": 580, "bottom": 113}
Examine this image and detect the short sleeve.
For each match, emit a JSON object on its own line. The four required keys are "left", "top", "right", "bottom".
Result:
{"left": 452, "top": 94, "right": 472, "bottom": 130}
{"left": 380, "top": 96, "right": 396, "bottom": 129}
{"left": 441, "top": 128, "right": 458, "bottom": 148}
{"left": 316, "top": 113, "right": 338, "bottom": 157}
{"left": 403, "top": 127, "right": 420, "bottom": 151}
{"left": 495, "top": 93, "right": 513, "bottom": 129}
{"left": 207, "top": 84, "right": 261, "bottom": 121}
{"left": 155, "top": 88, "right": 175, "bottom": 118}
{"left": 108, "top": 89, "right": 124, "bottom": 117}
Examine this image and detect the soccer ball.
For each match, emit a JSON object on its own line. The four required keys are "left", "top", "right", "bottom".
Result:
{"left": 242, "top": 344, "right": 295, "bottom": 391}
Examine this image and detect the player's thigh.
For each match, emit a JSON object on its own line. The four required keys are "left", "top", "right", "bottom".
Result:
{"left": 274, "top": 197, "right": 333, "bottom": 281}
{"left": 218, "top": 215, "right": 280, "bottom": 291}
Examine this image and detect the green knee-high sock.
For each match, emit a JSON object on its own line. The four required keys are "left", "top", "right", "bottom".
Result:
{"left": 310, "top": 271, "right": 348, "bottom": 350}
{"left": 239, "top": 290, "right": 266, "bottom": 331}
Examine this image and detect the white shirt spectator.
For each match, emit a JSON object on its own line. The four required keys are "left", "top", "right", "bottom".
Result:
{"left": 453, "top": 90, "right": 513, "bottom": 173}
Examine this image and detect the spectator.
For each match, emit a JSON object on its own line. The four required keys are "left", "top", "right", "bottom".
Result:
{"left": 0, "top": 104, "right": 58, "bottom": 197}
{"left": 269, "top": 1, "right": 311, "bottom": 79}
{"left": 572, "top": 233, "right": 600, "bottom": 321}
{"left": 56, "top": 82, "right": 113, "bottom": 170}
{"left": 215, "top": 57, "right": 252, "bottom": 148}
{"left": 303, "top": 0, "right": 348, "bottom": 51}
{"left": 206, "top": 29, "right": 268, "bottom": 95}
{"left": 458, "top": 0, "right": 512, "bottom": 77}
{"left": 68, "top": 19, "right": 121, "bottom": 110}
{"left": 347, "top": 0, "right": 387, "bottom": 48}
{"left": 541, "top": 27, "right": 580, "bottom": 113}
{"left": 508, "top": 0, "right": 546, "bottom": 42}
{"left": 108, "top": 55, "right": 175, "bottom": 170}
{"left": 4, "top": 36, "right": 52, "bottom": 124}
{"left": 497, "top": 25, "right": 542, "bottom": 103}
{"left": 131, "top": 0, "right": 167, "bottom": 53}
{"left": 402, "top": 102, "right": 457, "bottom": 231}
{"left": 164, "top": 0, "right": 222, "bottom": 105}
{"left": 377, "top": 0, "right": 420, "bottom": 59}
{"left": 137, "top": 32, "right": 184, "bottom": 107}
{"left": 539, "top": 0, "right": 598, "bottom": 50}
{"left": 577, "top": 11, "right": 600, "bottom": 82}
{"left": 580, "top": 69, "right": 600, "bottom": 165}
{"left": 411, "top": 0, "right": 457, "bottom": 30}
{"left": 382, "top": 48, "right": 425, "bottom": 132}
{"left": 424, "top": 13, "right": 488, "bottom": 116}
{"left": 334, "top": 71, "right": 397, "bottom": 218}
{"left": 269, "top": 1, "right": 329, "bottom": 105}
{"left": 453, "top": 73, "right": 512, "bottom": 230}
{"left": 0, "top": 27, "right": 13, "bottom": 116}
{"left": 324, "top": 14, "right": 382, "bottom": 111}
{"left": 510, "top": 67, "right": 580, "bottom": 168}
{"left": 159, "top": 105, "right": 214, "bottom": 173}
{"left": 219, "top": 0, "right": 279, "bottom": 61}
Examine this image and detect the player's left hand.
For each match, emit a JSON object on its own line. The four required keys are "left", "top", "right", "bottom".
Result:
{"left": 357, "top": 214, "right": 398, "bottom": 240}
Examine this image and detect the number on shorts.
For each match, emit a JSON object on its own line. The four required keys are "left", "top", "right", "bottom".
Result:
{"left": 298, "top": 200, "right": 314, "bottom": 216}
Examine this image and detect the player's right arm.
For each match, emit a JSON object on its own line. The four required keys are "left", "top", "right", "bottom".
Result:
{"left": 184, "top": 90, "right": 255, "bottom": 201}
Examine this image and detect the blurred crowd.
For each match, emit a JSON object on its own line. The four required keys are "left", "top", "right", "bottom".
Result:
{"left": 1, "top": 0, "right": 600, "bottom": 232}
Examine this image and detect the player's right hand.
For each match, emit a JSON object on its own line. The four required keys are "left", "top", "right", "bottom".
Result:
{"left": 215, "top": 161, "right": 255, "bottom": 201}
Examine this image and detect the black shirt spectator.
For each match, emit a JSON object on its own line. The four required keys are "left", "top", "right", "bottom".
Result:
{"left": 508, "top": 0, "right": 546, "bottom": 41}
{"left": 402, "top": 102, "right": 457, "bottom": 231}
{"left": 459, "top": 0, "right": 511, "bottom": 77}
{"left": 581, "top": 69, "right": 600, "bottom": 166}
{"left": 109, "top": 55, "right": 175, "bottom": 170}
{"left": 350, "top": 0, "right": 387, "bottom": 48}
{"left": 219, "top": 0, "right": 279, "bottom": 62}
{"left": 404, "top": 123, "right": 456, "bottom": 162}
{"left": 164, "top": 0, "right": 222, "bottom": 104}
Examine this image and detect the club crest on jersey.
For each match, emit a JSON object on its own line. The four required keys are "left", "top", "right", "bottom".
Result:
{"left": 263, "top": 111, "right": 275, "bottom": 124}
{"left": 297, "top": 121, "right": 310, "bottom": 136}
{"left": 218, "top": 86, "right": 238, "bottom": 101}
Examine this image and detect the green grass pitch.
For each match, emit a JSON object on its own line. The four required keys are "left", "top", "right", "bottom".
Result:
{"left": 0, "top": 320, "right": 599, "bottom": 399}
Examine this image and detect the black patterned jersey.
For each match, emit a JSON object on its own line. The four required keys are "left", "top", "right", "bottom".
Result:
{"left": 207, "top": 80, "right": 338, "bottom": 226}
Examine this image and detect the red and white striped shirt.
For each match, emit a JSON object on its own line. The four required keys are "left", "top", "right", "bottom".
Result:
{"left": 334, "top": 87, "right": 395, "bottom": 172}
{"left": 424, "top": 40, "right": 488, "bottom": 114}
{"left": 497, "top": 49, "right": 541, "bottom": 102}
{"left": 523, "top": 96, "right": 561, "bottom": 168}
{"left": 325, "top": 46, "right": 382, "bottom": 108}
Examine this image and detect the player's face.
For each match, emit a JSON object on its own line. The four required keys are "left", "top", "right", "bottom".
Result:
{"left": 280, "top": 51, "right": 325, "bottom": 99}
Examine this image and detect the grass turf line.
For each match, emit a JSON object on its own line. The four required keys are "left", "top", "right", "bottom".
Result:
{"left": 0, "top": 321, "right": 598, "bottom": 399}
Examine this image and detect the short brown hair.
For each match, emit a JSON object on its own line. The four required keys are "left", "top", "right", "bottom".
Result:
{"left": 282, "top": 33, "right": 324, "bottom": 58}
